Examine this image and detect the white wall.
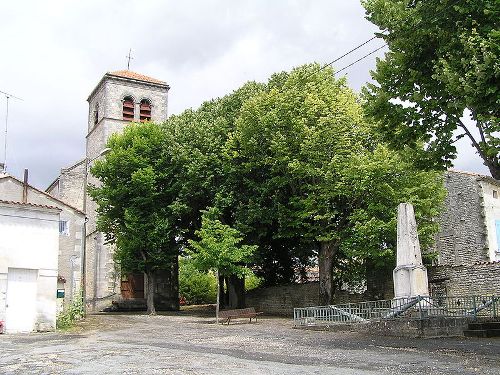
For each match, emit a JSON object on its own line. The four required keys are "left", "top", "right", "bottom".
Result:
{"left": 480, "top": 180, "right": 500, "bottom": 261}
{"left": 0, "top": 204, "right": 59, "bottom": 332}
{"left": 0, "top": 175, "right": 85, "bottom": 309}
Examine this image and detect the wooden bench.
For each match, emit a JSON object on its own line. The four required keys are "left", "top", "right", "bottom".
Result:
{"left": 218, "top": 307, "right": 263, "bottom": 325}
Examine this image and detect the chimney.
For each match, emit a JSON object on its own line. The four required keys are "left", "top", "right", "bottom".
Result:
{"left": 22, "top": 169, "right": 29, "bottom": 203}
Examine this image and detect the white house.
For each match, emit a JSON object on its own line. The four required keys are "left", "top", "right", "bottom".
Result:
{"left": 0, "top": 171, "right": 85, "bottom": 311}
{"left": 0, "top": 200, "right": 60, "bottom": 333}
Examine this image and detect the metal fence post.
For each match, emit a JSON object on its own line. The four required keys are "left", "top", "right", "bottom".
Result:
{"left": 472, "top": 296, "right": 477, "bottom": 320}
{"left": 418, "top": 295, "right": 423, "bottom": 320}
{"left": 493, "top": 296, "right": 497, "bottom": 319}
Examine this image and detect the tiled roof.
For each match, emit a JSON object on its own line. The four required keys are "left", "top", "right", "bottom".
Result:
{"left": 447, "top": 169, "right": 499, "bottom": 185}
{"left": 107, "top": 70, "right": 166, "bottom": 85}
{"left": 474, "top": 260, "right": 500, "bottom": 266}
{"left": 447, "top": 169, "right": 486, "bottom": 178}
{"left": 0, "top": 199, "right": 61, "bottom": 211}
{"left": 0, "top": 174, "right": 85, "bottom": 215}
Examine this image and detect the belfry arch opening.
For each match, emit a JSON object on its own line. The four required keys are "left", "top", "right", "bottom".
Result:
{"left": 122, "top": 96, "right": 135, "bottom": 121}
{"left": 140, "top": 99, "right": 152, "bottom": 122}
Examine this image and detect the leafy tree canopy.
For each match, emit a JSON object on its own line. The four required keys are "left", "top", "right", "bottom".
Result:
{"left": 362, "top": 0, "right": 499, "bottom": 178}
{"left": 231, "top": 63, "right": 446, "bottom": 303}
{"left": 186, "top": 208, "right": 257, "bottom": 278}
{"left": 89, "top": 123, "right": 182, "bottom": 313}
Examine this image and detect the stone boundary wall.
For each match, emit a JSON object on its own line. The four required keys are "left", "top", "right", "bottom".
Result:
{"left": 246, "top": 282, "right": 366, "bottom": 316}
{"left": 300, "top": 317, "right": 475, "bottom": 338}
{"left": 428, "top": 262, "right": 500, "bottom": 296}
{"left": 247, "top": 262, "right": 500, "bottom": 316}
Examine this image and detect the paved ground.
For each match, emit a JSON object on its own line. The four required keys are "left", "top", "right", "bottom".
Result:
{"left": 1, "top": 312, "right": 499, "bottom": 375}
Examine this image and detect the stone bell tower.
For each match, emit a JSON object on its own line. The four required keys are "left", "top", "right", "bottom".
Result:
{"left": 85, "top": 70, "right": 170, "bottom": 311}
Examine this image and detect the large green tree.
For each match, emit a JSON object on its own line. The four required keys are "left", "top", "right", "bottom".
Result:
{"left": 362, "top": 0, "right": 499, "bottom": 179}
{"left": 232, "top": 64, "right": 445, "bottom": 304}
{"left": 90, "top": 123, "right": 183, "bottom": 314}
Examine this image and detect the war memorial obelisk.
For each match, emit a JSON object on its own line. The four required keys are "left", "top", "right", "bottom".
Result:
{"left": 393, "top": 203, "right": 430, "bottom": 298}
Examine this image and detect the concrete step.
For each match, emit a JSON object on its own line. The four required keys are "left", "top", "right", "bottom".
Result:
{"left": 468, "top": 322, "right": 500, "bottom": 330}
{"left": 109, "top": 298, "right": 147, "bottom": 312}
{"left": 464, "top": 329, "right": 500, "bottom": 338}
{"left": 464, "top": 329, "right": 488, "bottom": 338}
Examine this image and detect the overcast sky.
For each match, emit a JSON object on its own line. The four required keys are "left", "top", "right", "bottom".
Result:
{"left": 0, "top": 0, "right": 489, "bottom": 189}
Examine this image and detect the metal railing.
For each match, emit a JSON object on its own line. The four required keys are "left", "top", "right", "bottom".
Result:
{"left": 293, "top": 295, "right": 499, "bottom": 327}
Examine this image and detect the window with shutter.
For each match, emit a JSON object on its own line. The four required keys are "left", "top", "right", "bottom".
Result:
{"left": 122, "top": 97, "right": 135, "bottom": 121}
{"left": 140, "top": 99, "right": 151, "bottom": 122}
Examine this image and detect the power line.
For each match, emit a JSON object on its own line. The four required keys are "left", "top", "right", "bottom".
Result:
{"left": 302, "top": 0, "right": 461, "bottom": 80}
{"left": 302, "top": 35, "right": 380, "bottom": 81}
{"left": 334, "top": 44, "right": 387, "bottom": 76}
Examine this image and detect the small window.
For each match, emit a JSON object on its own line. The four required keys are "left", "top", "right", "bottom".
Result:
{"left": 496, "top": 220, "right": 500, "bottom": 253}
{"left": 122, "top": 96, "right": 135, "bottom": 121}
{"left": 59, "top": 220, "right": 69, "bottom": 236}
{"left": 94, "top": 103, "right": 99, "bottom": 125}
{"left": 493, "top": 190, "right": 498, "bottom": 199}
{"left": 140, "top": 99, "right": 152, "bottom": 122}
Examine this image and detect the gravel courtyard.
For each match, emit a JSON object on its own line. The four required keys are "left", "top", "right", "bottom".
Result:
{"left": 0, "top": 312, "right": 499, "bottom": 375}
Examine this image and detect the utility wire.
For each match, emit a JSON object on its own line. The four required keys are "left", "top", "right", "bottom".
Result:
{"left": 301, "top": 35, "right": 380, "bottom": 81}
{"left": 302, "top": 0, "right": 461, "bottom": 80}
{"left": 334, "top": 44, "right": 387, "bottom": 76}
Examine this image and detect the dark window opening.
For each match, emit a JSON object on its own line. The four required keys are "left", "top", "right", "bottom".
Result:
{"left": 140, "top": 99, "right": 152, "bottom": 122}
{"left": 122, "top": 97, "right": 135, "bottom": 121}
{"left": 94, "top": 104, "right": 99, "bottom": 125}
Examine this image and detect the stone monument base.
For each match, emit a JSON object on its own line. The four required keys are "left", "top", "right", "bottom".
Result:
{"left": 393, "top": 265, "right": 429, "bottom": 299}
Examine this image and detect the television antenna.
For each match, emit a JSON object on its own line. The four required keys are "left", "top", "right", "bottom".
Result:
{"left": 0, "top": 89, "right": 23, "bottom": 172}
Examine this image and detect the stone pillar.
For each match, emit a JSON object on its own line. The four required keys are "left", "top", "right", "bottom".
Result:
{"left": 393, "top": 203, "right": 430, "bottom": 298}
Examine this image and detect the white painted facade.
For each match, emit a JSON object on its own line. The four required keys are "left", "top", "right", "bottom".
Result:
{"left": 480, "top": 180, "right": 500, "bottom": 261}
{"left": 0, "top": 173, "right": 85, "bottom": 310}
{"left": 0, "top": 201, "right": 60, "bottom": 333}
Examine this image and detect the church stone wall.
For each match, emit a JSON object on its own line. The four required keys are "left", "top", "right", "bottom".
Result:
{"left": 88, "top": 83, "right": 106, "bottom": 133}
{"left": 47, "top": 160, "right": 86, "bottom": 212}
{"left": 84, "top": 232, "right": 120, "bottom": 311}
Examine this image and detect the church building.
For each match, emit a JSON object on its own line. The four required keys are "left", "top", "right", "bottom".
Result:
{"left": 48, "top": 70, "right": 174, "bottom": 312}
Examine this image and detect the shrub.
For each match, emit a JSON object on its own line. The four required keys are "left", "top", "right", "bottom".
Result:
{"left": 179, "top": 257, "right": 264, "bottom": 305}
{"left": 56, "top": 294, "right": 84, "bottom": 329}
{"left": 179, "top": 257, "right": 217, "bottom": 304}
{"left": 245, "top": 273, "right": 263, "bottom": 291}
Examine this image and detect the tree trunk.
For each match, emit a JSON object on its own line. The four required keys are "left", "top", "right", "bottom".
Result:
{"left": 489, "top": 165, "right": 500, "bottom": 181}
{"left": 318, "top": 240, "right": 338, "bottom": 306}
{"left": 151, "top": 256, "right": 180, "bottom": 311}
{"left": 218, "top": 274, "right": 226, "bottom": 309}
{"left": 145, "top": 271, "right": 156, "bottom": 315}
{"left": 223, "top": 276, "right": 230, "bottom": 307}
{"left": 228, "top": 274, "right": 245, "bottom": 308}
{"left": 216, "top": 270, "right": 220, "bottom": 324}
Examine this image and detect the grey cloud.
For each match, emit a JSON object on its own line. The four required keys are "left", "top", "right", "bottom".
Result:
{"left": 0, "top": 0, "right": 488, "bottom": 190}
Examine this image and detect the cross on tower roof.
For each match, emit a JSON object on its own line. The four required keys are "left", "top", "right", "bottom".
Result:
{"left": 126, "top": 48, "right": 134, "bottom": 70}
